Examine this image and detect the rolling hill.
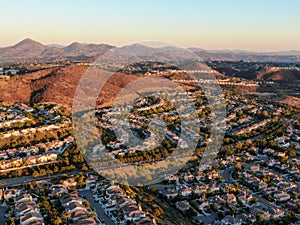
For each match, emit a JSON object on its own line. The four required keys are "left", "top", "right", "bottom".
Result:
{"left": 0, "top": 63, "right": 222, "bottom": 109}
{"left": 256, "top": 67, "right": 300, "bottom": 82}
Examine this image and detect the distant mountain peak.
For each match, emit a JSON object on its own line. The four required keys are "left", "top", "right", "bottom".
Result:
{"left": 46, "top": 44, "right": 65, "bottom": 48}
{"left": 14, "top": 38, "right": 45, "bottom": 47}
{"left": 20, "top": 38, "right": 35, "bottom": 43}
{"left": 69, "top": 42, "right": 82, "bottom": 46}
{"left": 63, "top": 42, "right": 86, "bottom": 52}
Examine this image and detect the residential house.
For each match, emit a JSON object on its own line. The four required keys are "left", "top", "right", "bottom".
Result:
{"left": 221, "top": 215, "right": 242, "bottom": 225}
{"left": 226, "top": 193, "right": 237, "bottom": 204}
{"left": 74, "top": 217, "right": 97, "bottom": 225}
{"left": 175, "top": 200, "right": 191, "bottom": 213}
{"left": 273, "top": 192, "right": 290, "bottom": 202}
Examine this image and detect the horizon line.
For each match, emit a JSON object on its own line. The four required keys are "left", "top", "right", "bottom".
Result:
{"left": 1, "top": 37, "right": 300, "bottom": 53}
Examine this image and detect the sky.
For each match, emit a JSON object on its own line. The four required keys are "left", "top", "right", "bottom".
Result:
{"left": 0, "top": 0, "right": 299, "bottom": 51}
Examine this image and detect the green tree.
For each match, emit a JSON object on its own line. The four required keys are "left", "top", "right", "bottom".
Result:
{"left": 236, "top": 142, "right": 243, "bottom": 150}
{"left": 89, "top": 211, "right": 97, "bottom": 217}
{"left": 236, "top": 162, "right": 242, "bottom": 171}
{"left": 39, "top": 169, "right": 47, "bottom": 176}
{"left": 230, "top": 207, "right": 237, "bottom": 215}
{"left": 83, "top": 200, "right": 91, "bottom": 211}
{"left": 62, "top": 211, "right": 71, "bottom": 223}
{"left": 6, "top": 216, "right": 15, "bottom": 225}
{"left": 262, "top": 110, "right": 269, "bottom": 118}
{"left": 77, "top": 174, "right": 85, "bottom": 188}
{"left": 258, "top": 214, "right": 264, "bottom": 222}
{"left": 51, "top": 216, "right": 62, "bottom": 225}
{"left": 33, "top": 170, "right": 39, "bottom": 177}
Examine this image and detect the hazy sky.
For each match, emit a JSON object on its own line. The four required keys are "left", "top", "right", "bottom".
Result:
{"left": 1, "top": 0, "right": 299, "bottom": 51}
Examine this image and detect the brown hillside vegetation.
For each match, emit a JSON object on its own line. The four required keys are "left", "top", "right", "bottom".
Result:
{"left": 0, "top": 65, "right": 87, "bottom": 108}
{"left": 256, "top": 67, "right": 300, "bottom": 82}
{"left": 0, "top": 38, "right": 47, "bottom": 59}
{"left": 281, "top": 96, "right": 300, "bottom": 109}
{"left": 1, "top": 65, "right": 199, "bottom": 109}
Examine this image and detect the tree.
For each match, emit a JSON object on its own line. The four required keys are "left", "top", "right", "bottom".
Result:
{"left": 23, "top": 158, "right": 31, "bottom": 166}
{"left": 236, "top": 162, "right": 242, "bottom": 171}
{"left": 153, "top": 207, "right": 163, "bottom": 217}
{"left": 186, "top": 208, "right": 197, "bottom": 217}
{"left": 151, "top": 186, "right": 158, "bottom": 193}
{"left": 253, "top": 197, "right": 258, "bottom": 203}
{"left": 39, "top": 169, "right": 47, "bottom": 176}
{"left": 77, "top": 174, "right": 85, "bottom": 188}
{"left": 224, "top": 137, "right": 232, "bottom": 144}
{"left": 230, "top": 207, "right": 237, "bottom": 215}
{"left": 83, "top": 200, "right": 91, "bottom": 211}
{"left": 55, "top": 106, "right": 70, "bottom": 117}
{"left": 62, "top": 151, "right": 69, "bottom": 157}
{"left": 62, "top": 211, "right": 71, "bottom": 223}
{"left": 258, "top": 214, "right": 264, "bottom": 222}
{"left": 89, "top": 211, "right": 97, "bottom": 217}
{"left": 236, "top": 142, "right": 243, "bottom": 150}
{"left": 245, "top": 139, "right": 252, "bottom": 146}
{"left": 6, "top": 217, "right": 15, "bottom": 225}
{"left": 82, "top": 164, "right": 89, "bottom": 171}
{"left": 284, "top": 210, "right": 297, "bottom": 223}
{"left": 51, "top": 216, "right": 62, "bottom": 225}
{"left": 267, "top": 195, "right": 274, "bottom": 202}
{"left": 33, "top": 170, "right": 39, "bottom": 177}
{"left": 147, "top": 195, "right": 154, "bottom": 202}
{"left": 262, "top": 110, "right": 269, "bottom": 118}
{"left": 53, "top": 166, "right": 59, "bottom": 173}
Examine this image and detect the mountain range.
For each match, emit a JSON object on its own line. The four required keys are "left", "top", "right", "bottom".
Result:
{"left": 1, "top": 38, "right": 300, "bottom": 63}
{"left": 0, "top": 38, "right": 114, "bottom": 62}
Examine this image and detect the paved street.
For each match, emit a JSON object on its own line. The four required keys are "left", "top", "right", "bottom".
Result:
{"left": 0, "top": 169, "right": 82, "bottom": 188}
{"left": 0, "top": 206, "right": 7, "bottom": 225}
{"left": 79, "top": 190, "right": 116, "bottom": 225}
{"left": 221, "top": 166, "right": 235, "bottom": 183}
{"left": 196, "top": 214, "right": 217, "bottom": 225}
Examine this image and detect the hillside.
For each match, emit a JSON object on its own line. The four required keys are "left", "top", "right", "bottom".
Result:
{"left": 0, "top": 66, "right": 87, "bottom": 107}
{"left": 0, "top": 38, "right": 47, "bottom": 59}
{"left": 256, "top": 67, "right": 300, "bottom": 82}
{"left": 210, "top": 61, "right": 300, "bottom": 83}
{"left": 192, "top": 49, "right": 300, "bottom": 63}
{"left": 0, "top": 64, "right": 222, "bottom": 109}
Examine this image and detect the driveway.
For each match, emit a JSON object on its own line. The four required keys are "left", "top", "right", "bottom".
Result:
{"left": 221, "top": 166, "right": 235, "bottom": 183}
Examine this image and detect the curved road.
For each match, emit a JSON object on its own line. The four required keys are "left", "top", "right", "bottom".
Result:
{"left": 0, "top": 169, "right": 82, "bottom": 188}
